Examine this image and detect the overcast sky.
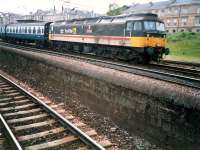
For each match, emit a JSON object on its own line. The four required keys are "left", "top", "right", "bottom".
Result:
{"left": 0, "top": 0, "right": 165, "bottom": 15}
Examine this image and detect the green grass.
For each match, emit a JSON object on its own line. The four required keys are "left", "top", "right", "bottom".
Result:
{"left": 165, "top": 32, "right": 200, "bottom": 63}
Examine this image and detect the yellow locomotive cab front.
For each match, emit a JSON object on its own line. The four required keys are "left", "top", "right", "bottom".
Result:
{"left": 130, "top": 37, "right": 166, "bottom": 48}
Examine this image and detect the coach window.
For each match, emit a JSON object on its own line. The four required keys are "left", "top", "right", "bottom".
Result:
{"left": 50, "top": 26, "right": 53, "bottom": 33}
{"left": 16, "top": 27, "right": 18, "bottom": 33}
{"left": 25, "top": 27, "right": 27, "bottom": 34}
{"left": 28, "top": 27, "right": 31, "bottom": 34}
{"left": 41, "top": 27, "right": 44, "bottom": 34}
{"left": 35, "top": 27, "right": 38, "bottom": 34}
{"left": 37, "top": 27, "right": 41, "bottom": 34}
{"left": 33, "top": 27, "right": 36, "bottom": 34}
{"left": 134, "top": 22, "right": 142, "bottom": 31}
{"left": 21, "top": 27, "right": 24, "bottom": 34}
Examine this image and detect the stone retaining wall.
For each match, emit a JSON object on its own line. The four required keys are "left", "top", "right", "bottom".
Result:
{"left": 0, "top": 46, "right": 200, "bottom": 149}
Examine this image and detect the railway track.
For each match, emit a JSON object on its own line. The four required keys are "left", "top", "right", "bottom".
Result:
{"left": 148, "top": 63, "right": 200, "bottom": 79}
{"left": 0, "top": 124, "right": 11, "bottom": 150}
{"left": 0, "top": 41, "right": 200, "bottom": 89}
{"left": 0, "top": 73, "right": 107, "bottom": 150}
{"left": 163, "top": 60, "right": 200, "bottom": 68}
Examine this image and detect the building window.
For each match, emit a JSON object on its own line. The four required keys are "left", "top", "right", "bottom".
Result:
{"left": 166, "top": 19, "right": 171, "bottom": 26}
{"left": 181, "top": 17, "right": 188, "bottom": 26}
{"left": 181, "top": 8, "right": 188, "bottom": 14}
{"left": 173, "top": 29, "right": 176, "bottom": 33}
{"left": 196, "top": 29, "right": 200, "bottom": 32}
{"left": 197, "top": 8, "right": 200, "bottom": 14}
{"left": 174, "top": 9, "right": 178, "bottom": 14}
{"left": 173, "top": 19, "right": 177, "bottom": 26}
{"left": 196, "top": 17, "right": 200, "bottom": 25}
{"left": 167, "top": 8, "right": 171, "bottom": 14}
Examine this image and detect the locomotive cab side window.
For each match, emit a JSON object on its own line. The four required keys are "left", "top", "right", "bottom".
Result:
{"left": 126, "top": 21, "right": 142, "bottom": 31}
{"left": 126, "top": 22, "right": 133, "bottom": 31}
{"left": 134, "top": 22, "right": 142, "bottom": 31}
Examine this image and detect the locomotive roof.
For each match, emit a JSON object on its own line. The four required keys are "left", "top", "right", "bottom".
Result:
{"left": 52, "top": 13, "right": 161, "bottom": 26}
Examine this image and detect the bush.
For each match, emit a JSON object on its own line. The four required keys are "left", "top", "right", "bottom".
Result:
{"left": 167, "top": 32, "right": 199, "bottom": 42}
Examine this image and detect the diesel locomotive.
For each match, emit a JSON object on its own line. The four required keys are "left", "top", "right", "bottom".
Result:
{"left": 0, "top": 13, "right": 169, "bottom": 63}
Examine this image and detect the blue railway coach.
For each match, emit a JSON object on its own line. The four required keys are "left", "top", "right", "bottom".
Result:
{"left": 0, "top": 25, "right": 6, "bottom": 39}
{"left": 5, "top": 21, "right": 51, "bottom": 46}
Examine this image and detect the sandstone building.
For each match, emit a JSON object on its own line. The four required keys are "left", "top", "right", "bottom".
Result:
{"left": 123, "top": 0, "right": 200, "bottom": 33}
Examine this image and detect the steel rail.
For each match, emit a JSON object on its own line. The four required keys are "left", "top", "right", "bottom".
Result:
{"left": 0, "top": 73, "right": 105, "bottom": 150}
{"left": 163, "top": 60, "right": 200, "bottom": 67}
{"left": 149, "top": 63, "right": 200, "bottom": 77}
{"left": 0, "top": 41, "right": 200, "bottom": 89}
{"left": 0, "top": 114, "right": 23, "bottom": 150}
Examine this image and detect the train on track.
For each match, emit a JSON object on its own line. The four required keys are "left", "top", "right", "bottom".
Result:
{"left": 0, "top": 13, "right": 169, "bottom": 63}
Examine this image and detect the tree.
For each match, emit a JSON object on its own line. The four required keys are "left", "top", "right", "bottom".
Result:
{"left": 107, "top": 4, "right": 129, "bottom": 16}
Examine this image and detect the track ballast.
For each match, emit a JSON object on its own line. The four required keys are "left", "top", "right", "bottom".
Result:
{"left": 0, "top": 73, "right": 108, "bottom": 150}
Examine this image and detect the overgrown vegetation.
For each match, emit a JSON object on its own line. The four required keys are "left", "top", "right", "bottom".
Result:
{"left": 166, "top": 32, "right": 200, "bottom": 63}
